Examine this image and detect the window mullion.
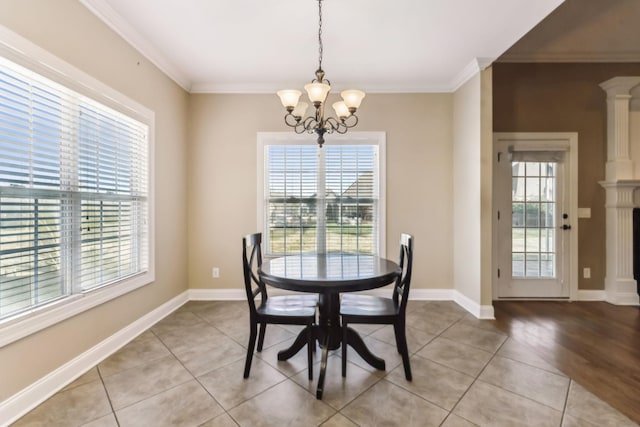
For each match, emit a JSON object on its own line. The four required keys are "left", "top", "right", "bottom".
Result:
{"left": 61, "top": 96, "right": 82, "bottom": 295}
{"left": 317, "top": 147, "right": 326, "bottom": 254}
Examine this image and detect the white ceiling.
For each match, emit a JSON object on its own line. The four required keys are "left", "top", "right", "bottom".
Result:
{"left": 80, "top": 0, "right": 564, "bottom": 93}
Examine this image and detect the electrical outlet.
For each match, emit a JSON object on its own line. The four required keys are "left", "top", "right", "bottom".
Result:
{"left": 583, "top": 267, "right": 591, "bottom": 279}
{"left": 212, "top": 267, "right": 220, "bottom": 278}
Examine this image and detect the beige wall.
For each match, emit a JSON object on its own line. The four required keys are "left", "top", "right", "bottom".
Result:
{"left": 493, "top": 62, "right": 640, "bottom": 291}
{"left": 480, "top": 68, "right": 494, "bottom": 306}
{"left": 187, "top": 93, "right": 455, "bottom": 293}
{"left": 452, "top": 68, "right": 494, "bottom": 308}
{"left": 0, "top": 0, "right": 189, "bottom": 400}
{"left": 452, "top": 73, "right": 483, "bottom": 305}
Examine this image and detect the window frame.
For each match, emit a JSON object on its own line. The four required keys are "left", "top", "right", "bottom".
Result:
{"left": 0, "top": 26, "right": 155, "bottom": 347}
{"left": 256, "top": 132, "right": 386, "bottom": 258}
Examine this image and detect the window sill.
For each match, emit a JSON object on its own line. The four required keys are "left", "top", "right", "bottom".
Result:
{"left": 0, "top": 270, "right": 154, "bottom": 348}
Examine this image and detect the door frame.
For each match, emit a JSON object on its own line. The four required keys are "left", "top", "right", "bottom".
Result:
{"left": 492, "top": 132, "right": 579, "bottom": 301}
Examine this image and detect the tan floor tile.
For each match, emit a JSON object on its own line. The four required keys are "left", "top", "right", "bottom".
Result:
{"left": 13, "top": 380, "right": 112, "bottom": 427}
{"left": 564, "top": 381, "right": 638, "bottom": 427}
{"left": 497, "top": 337, "right": 567, "bottom": 376}
{"left": 369, "top": 324, "right": 435, "bottom": 353}
{"left": 562, "top": 414, "right": 599, "bottom": 427}
{"left": 257, "top": 335, "right": 322, "bottom": 377}
{"left": 386, "top": 355, "right": 475, "bottom": 410}
{"left": 98, "top": 332, "right": 171, "bottom": 377}
{"left": 79, "top": 413, "right": 119, "bottom": 427}
{"left": 102, "top": 355, "right": 192, "bottom": 410}
{"left": 290, "top": 354, "right": 381, "bottom": 410}
{"left": 155, "top": 323, "right": 226, "bottom": 350}
{"left": 198, "top": 357, "right": 288, "bottom": 410}
{"left": 417, "top": 337, "right": 493, "bottom": 376}
{"left": 228, "top": 380, "right": 336, "bottom": 427}
{"left": 320, "top": 412, "right": 359, "bottom": 427}
{"left": 16, "top": 301, "right": 638, "bottom": 427}
{"left": 342, "top": 336, "right": 403, "bottom": 376}
{"left": 453, "top": 380, "right": 562, "bottom": 426}
{"left": 151, "top": 310, "right": 208, "bottom": 336}
{"left": 191, "top": 300, "right": 248, "bottom": 325}
{"left": 478, "top": 355, "right": 570, "bottom": 411}
{"left": 62, "top": 367, "right": 101, "bottom": 392}
{"left": 115, "top": 380, "right": 224, "bottom": 427}
{"left": 199, "top": 413, "right": 241, "bottom": 427}
{"left": 406, "top": 309, "right": 464, "bottom": 335}
{"left": 457, "top": 314, "right": 504, "bottom": 333}
{"left": 441, "top": 414, "right": 479, "bottom": 427}
{"left": 441, "top": 323, "right": 507, "bottom": 353}
{"left": 341, "top": 380, "right": 448, "bottom": 427}
{"left": 346, "top": 323, "right": 385, "bottom": 336}
{"left": 168, "top": 332, "right": 247, "bottom": 377}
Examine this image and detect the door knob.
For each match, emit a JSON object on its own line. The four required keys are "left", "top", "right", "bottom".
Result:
{"left": 562, "top": 224, "right": 572, "bottom": 230}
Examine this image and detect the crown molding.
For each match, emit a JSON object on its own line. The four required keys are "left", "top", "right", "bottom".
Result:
{"left": 498, "top": 51, "right": 640, "bottom": 63}
{"left": 80, "top": 0, "right": 192, "bottom": 91}
{"left": 449, "top": 58, "right": 494, "bottom": 92}
{"left": 79, "top": 1, "right": 498, "bottom": 95}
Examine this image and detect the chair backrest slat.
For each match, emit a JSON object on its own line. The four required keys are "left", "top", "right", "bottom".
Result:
{"left": 242, "top": 232, "right": 268, "bottom": 315}
{"left": 393, "top": 233, "right": 414, "bottom": 313}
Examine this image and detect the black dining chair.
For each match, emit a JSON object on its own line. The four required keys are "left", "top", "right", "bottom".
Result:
{"left": 242, "top": 232, "right": 318, "bottom": 379}
{"left": 340, "top": 233, "right": 414, "bottom": 380}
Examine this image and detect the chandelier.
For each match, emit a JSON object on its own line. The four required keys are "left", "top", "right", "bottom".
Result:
{"left": 276, "top": 0, "right": 365, "bottom": 147}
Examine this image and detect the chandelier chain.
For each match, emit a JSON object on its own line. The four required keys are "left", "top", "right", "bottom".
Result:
{"left": 318, "top": 0, "right": 323, "bottom": 71}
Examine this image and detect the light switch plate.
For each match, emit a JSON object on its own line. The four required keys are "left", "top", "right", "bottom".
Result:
{"left": 577, "top": 208, "right": 591, "bottom": 218}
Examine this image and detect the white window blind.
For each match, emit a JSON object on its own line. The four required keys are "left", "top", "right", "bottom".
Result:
{"left": 0, "top": 56, "right": 149, "bottom": 320}
{"left": 263, "top": 140, "right": 381, "bottom": 256}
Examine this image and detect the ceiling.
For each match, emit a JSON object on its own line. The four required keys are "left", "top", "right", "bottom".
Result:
{"left": 80, "top": 0, "right": 564, "bottom": 93}
{"left": 499, "top": 0, "right": 640, "bottom": 63}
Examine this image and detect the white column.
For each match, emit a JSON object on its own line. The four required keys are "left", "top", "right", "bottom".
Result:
{"left": 599, "top": 77, "right": 640, "bottom": 181}
{"left": 599, "top": 77, "right": 640, "bottom": 305}
{"left": 601, "top": 183, "right": 639, "bottom": 304}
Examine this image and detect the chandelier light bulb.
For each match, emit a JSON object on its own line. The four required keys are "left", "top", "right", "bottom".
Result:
{"left": 277, "top": 90, "right": 302, "bottom": 109}
{"left": 341, "top": 90, "right": 366, "bottom": 110}
{"left": 332, "top": 101, "right": 351, "bottom": 119}
{"left": 304, "top": 82, "right": 331, "bottom": 104}
{"left": 292, "top": 102, "right": 309, "bottom": 119}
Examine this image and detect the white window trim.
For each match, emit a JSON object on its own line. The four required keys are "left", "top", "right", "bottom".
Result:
{"left": 256, "top": 131, "right": 386, "bottom": 258}
{"left": 0, "top": 25, "right": 155, "bottom": 348}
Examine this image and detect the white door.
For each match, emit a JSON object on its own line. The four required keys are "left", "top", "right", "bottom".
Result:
{"left": 494, "top": 133, "right": 577, "bottom": 299}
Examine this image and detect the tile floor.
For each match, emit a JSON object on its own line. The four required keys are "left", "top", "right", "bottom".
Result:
{"left": 12, "top": 300, "right": 639, "bottom": 427}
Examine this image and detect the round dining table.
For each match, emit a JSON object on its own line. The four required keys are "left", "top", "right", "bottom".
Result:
{"left": 259, "top": 253, "right": 400, "bottom": 399}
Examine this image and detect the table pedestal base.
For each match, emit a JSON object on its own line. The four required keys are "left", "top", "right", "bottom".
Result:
{"left": 278, "top": 294, "right": 386, "bottom": 401}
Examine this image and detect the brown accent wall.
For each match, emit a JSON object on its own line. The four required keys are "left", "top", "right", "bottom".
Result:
{"left": 493, "top": 62, "right": 640, "bottom": 291}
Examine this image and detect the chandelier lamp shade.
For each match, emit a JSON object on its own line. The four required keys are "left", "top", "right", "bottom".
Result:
{"left": 276, "top": 0, "right": 365, "bottom": 147}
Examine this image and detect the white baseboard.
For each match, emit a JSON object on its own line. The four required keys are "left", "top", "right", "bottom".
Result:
{"left": 577, "top": 290, "right": 606, "bottom": 301}
{"left": 605, "top": 291, "right": 640, "bottom": 306}
{"left": 0, "top": 291, "right": 188, "bottom": 426}
{"left": 453, "top": 290, "right": 495, "bottom": 320}
{"left": 188, "top": 288, "right": 495, "bottom": 318}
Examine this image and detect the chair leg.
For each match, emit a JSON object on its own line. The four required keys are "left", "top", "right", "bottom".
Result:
{"left": 342, "top": 320, "right": 348, "bottom": 377}
{"left": 244, "top": 321, "right": 258, "bottom": 378}
{"left": 257, "top": 323, "right": 266, "bottom": 352}
{"left": 394, "top": 321, "right": 412, "bottom": 381}
{"left": 307, "top": 324, "right": 314, "bottom": 380}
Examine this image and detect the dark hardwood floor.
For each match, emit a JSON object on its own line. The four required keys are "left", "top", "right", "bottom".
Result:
{"left": 492, "top": 301, "right": 640, "bottom": 424}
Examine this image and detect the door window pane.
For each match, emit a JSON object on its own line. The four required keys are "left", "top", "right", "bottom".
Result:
{"left": 511, "top": 160, "right": 557, "bottom": 279}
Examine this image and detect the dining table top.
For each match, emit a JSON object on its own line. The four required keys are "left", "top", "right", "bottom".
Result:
{"left": 259, "top": 253, "right": 400, "bottom": 293}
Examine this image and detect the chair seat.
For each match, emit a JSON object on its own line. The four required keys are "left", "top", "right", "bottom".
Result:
{"left": 257, "top": 299, "right": 316, "bottom": 318}
{"left": 268, "top": 294, "right": 318, "bottom": 307}
{"left": 340, "top": 294, "right": 399, "bottom": 317}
